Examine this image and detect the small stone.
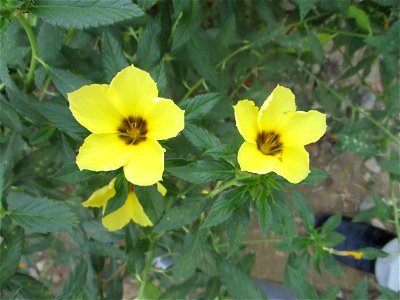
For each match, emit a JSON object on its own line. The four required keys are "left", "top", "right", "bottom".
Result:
{"left": 365, "top": 157, "right": 381, "bottom": 173}
{"left": 360, "top": 91, "right": 376, "bottom": 110}
{"left": 359, "top": 194, "right": 375, "bottom": 211}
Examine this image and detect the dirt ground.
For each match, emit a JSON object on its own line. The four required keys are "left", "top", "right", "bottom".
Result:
{"left": 247, "top": 137, "right": 398, "bottom": 297}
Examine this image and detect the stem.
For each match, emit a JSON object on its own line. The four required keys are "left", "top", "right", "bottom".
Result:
{"left": 181, "top": 78, "right": 204, "bottom": 101}
{"left": 217, "top": 44, "right": 250, "bottom": 69}
{"left": 136, "top": 238, "right": 157, "bottom": 299}
{"left": 14, "top": 12, "right": 38, "bottom": 91}
{"left": 390, "top": 179, "right": 400, "bottom": 241}
{"left": 208, "top": 178, "right": 238, "bottom": 198}
{"left": 301, "top": 66, "right": 399, "bottom": 144}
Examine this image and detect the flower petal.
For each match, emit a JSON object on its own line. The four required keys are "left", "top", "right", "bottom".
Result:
{"left": 258, "top": 85, "right": 296, "bottom": 132}
{"left": 82, "top": 179, "right": 116, "bottom": 208}
{"left": 77, "top": 134, "right": 131, "bottom": 171}
{"left": 279, "top": 111, "right": 327, "bottom": 146}
{"left": 108, "top": 65, "right": 158, "bottom": 118}
{"left": 102, "top": 200, "right": 131, "bottom": 231}
{"left": 156, "top": 182, "right": 167, "bottom": 196}
{"left": 127, "top": 192, "right": 153, "bottom": 227}
{"left": 124, "top": 138, "right": 165, "bottom": 186}
{"left": 146, "top": 98, "right": 185, "bottom": 140}
{"left": 234, "top": 100, "right": 259, "bottom": 143}
{"left": 68, "top": 84, "right": 123, "bottom": 134}
{"left": 275, "top": 146, "right": 310, "bottom": 183}
{"left": 237, "top": 142, "right": 279, "bottom": 174}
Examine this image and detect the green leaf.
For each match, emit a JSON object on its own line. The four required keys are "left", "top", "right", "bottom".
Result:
{"left": 154, "top": 197, "right": 208, "bottom": 232}
{"left": 37, "top": 22, "right": 64, "bottom": 63}
{"left": 46, "top": 65, "right": 91, "bottom": 98}
{"left": 353, "top": 196, "right": 392, "bottom": 222}
{"left": 350, "top": 277, "right": 368, "bottom": 300}
{"left": 255, "top": 187, "right": 273, "bottom": 234}
{"left": 0, "top": 95, "right": 23, "bottom": 133}
{"left": 159, "top": 276, "right": 198, "bottom": 300}
{"left": 150, "top": 62, "right": 167, "bottom": 95}
{"left": 301, "top": 168, "right": 328, "bottom": 184}
{"left": 0, "top": 227, "right": 24, "bottom": 287}
{"left": 285, "top": 265, "right": 318, "bottom": 299}
{"left": 169, "top": 160, "right": 234, "bottom": 184}
{"left": 7, "top": 192, "right": 78, "bottom": 233}
{"left": 319, "top": 285, "right": 341, "bottom": 300}
{"left": 377, "top": 285, "right": 400, "bottom": 299}
{"left": 321, "top": 214, "right": 342, "bottom": 235}
{"left": 105, "top": 259, "right": 123, "bottom": 300}
{"left": 183, "top": 123, "right": 222, "bottom": 152}
{"left": 136, "top": 15, "right": 162, "bottom": 70}
{"left": 292, "top": 191, "right": 314, "bottom": 229}
{"left": 295, "top": 0, "right": 317, "bottom": 21}
{"left": 218, "top": 259, "right": 267, "bottom": 300}
{"left": 307, "top": 30, "right": 324, "bottom": 63}
{"left": 52, "top": 163, "right": 95, "bottom": 183}
{"left": 57, "top": 260, "right": 88, "bottom": 299}
{"left": 135, "top": 185, "right": 165, "bottom": 223}
{"left": 180, "top": 93, "right": 223, "bottom": 121}
{"left": 7, "top": 273, "right": 53, "bottom": 299}
{"left": 348, "top": 5, "right": 371, "bottom": 33}
{"left": 104, "top": 173, "right": 128, "bottom": 216}
{"left": 82, "top": 220, "right": 122, "bottom": 243}
{"left": 34, "top": 102, "right": 87, "bottom": 137}
{"left": 359, "top": 247, "right": 388, "bottom": 260}
{"left": 171, "top": 1, "right": 202, "bottom": 51}
{"left": 380, "top": 155, "right": 400, "bottom": 176}
{"left": 102, "top": 29, "right": 128, "bottom": 82}
{"left": 227, "top": 202, "right": 250, "bottom": 255}
{"left": 202, "top": 186, "right": 248, "bottom": 228}
{"left": 31, "top": 0, "right": 144, "bottom": 29}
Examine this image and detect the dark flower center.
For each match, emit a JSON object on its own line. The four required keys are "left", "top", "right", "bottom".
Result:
{"left": 257, "top": 131, "right": 282, "bottom": 156}
{"left": 117, "top": 116, "right": 148, "bottom": 145}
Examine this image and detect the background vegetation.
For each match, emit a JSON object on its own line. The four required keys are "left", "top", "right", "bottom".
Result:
{"left": 0, "top": 0, "right": 399, "bottom": 299}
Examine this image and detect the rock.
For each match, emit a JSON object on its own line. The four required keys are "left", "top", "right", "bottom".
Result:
{"left": 365, "top": 157, "right": 381, "bottom": 173}
{"left": 359, "top": 194, "right": 375, "bottom": 211}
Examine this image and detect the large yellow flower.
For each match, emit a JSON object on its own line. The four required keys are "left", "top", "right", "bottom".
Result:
{"left": 234, "top": 85, "right": 326, "bottom": 183}
{"left": 68, "top": 66, "right": 185, "bottom": 186}
{"left": 82, "top": 179, "right": 166, "bottom": 231}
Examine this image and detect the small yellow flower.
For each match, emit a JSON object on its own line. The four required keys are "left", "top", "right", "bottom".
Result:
{"left": 336, "top": 250, "right": 364, "bottom": 260}
{"left": 234, "top": 85, "right": 326, "bottom": 183}
{"left": 68, "top": 66, "right": 185, "bottom": 186}
{"left": 82, "top": 179, "right": 167, "bottom": 231}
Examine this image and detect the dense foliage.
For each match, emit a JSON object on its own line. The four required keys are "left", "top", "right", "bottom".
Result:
{"left": 0, "top": 0, "right": 399, "bottom": 299}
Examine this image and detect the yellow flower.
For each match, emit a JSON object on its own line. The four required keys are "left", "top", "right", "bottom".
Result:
{"left": 82, "top": 179, "right": 167, "bottom": 231}
{"left": 68, "top": 66, "right": 185, "bottom": 186}
{"left": 336, "top": 250, "right": 364, "bottom": 260}
{"left": 234, "top": 85, "right": 326, "bottom": 183}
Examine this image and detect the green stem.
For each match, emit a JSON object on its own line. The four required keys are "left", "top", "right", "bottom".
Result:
{"left": 181, "top": 78, "right": 204, "bottom": 101}
{"left": 14, "top": 12, "right": 38, "bottom": 91}
{"left": 217, "top": 44, "right": 250, "bottom": 69}
{"left": 136, "top": 238, "right": 158, "bottom": 299}
{"left": 208, "top": 178, "right": 238, "bottom": 198}
{"left": 390, "top": 180, "right": 400, "bottom": 241}
{"left": 301, "top": 66, "right": 399, "bottom": 144}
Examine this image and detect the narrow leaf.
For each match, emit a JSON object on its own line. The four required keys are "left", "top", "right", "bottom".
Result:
{"left": 102, "top": 30, "right": 128, "bottom": 82}
{"left": 180, "top": 93, "right": 223, "bottom": 121}
{"left": 0, "top": 227, "right": 24, "bottom": 287}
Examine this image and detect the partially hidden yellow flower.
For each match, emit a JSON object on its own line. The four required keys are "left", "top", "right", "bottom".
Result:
{"left": 234, "top": 85, "right": 326, "bottom": 183}
{"left": 336, "top": 250, "right": 364, "bottom": 260}
{"left": 82, "top": 179, "right": 167, "bottom": 231}
{"left": 68, "top": 66, "right": 185, "bottom": 186}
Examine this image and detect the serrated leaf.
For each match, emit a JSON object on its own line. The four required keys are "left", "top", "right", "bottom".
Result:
{"left": 103, "top": 173, "right": 128, "bottom": 216}
{"left": 359, "top": 247, "right": 388, "bottom": 260}
{"left": 7, "top": 192, "right": 78, "bottom": 233}
{"left": 348, "top": 5, "right": 371, "bottom": 33}
{"left": 218, "top": 259, "right": 267, "bottom": 300}
{"left": 46, "top": 65, "right": 91, "bottom": 98}
{"left": 135, "top": 185, "right": 164, "bottom": 223}
{"left": 183, "top": 123, "right": 222, "bottom": 152}
{"left": 301, "top": 168, "right": 328, "bottom": 184}
{"left": 350, "top": 277, "right": 368, "bottom": 300}
{"left": 321, "top": 214, "right": 342, "bottom": 235}
{"left": 285, "top": 265, "right": 318, "bottom": 299}
{"left": 57, "top": 260, "right": 88, "bottom": 300}
{"left": 102, "top": 29, "right": 128, "bottom": 82}
{"left": 136, "top": 15, "right": 162, "bottom": 70}
{"left": 0, "top": 96, "right": 23, "bottom": 133}
{"left": 180, "top": 93, "right": 223, "bottom": 121}
{"left": 292, "top": 191, "right": 314, "bottom": 229}
{"left": 150, "top": 62, "right": 167, "bottom": 95}
{"left": 307, "top": 30, "right": 324, "bottom": 63}
{"left": 154, "top": 197, "right": 208, "bottom": 232}
{"left": 169, "top": 160, "right": 234, "bottom": 184}
{"left": 296, "top": 0, "right": 317, "bottom": 21}
{"left": 202, "top": 187, "right": 248, "bottom": 228}
{"left": 0, "top": 227, "right": 24, "bottom": 287}
{"left": 255, "top": 188, "right": 273, "bottom": 234}
{"left": 7, "top": 273, "right": 53, "bottom": 299}
{"left": 227, "top": 202, "right": 250, "bottom": 255}
{"left": 37, "top": 22, "right": 64, "bottom": 62}
{"left": 31, "top": 0, "right": 144, "bottom": 29}
{"left": 52, "top": 163, "right": 95, "bottom": 183}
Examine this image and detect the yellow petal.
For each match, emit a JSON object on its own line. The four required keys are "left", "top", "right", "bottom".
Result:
{"left": 82, "top": 178, "right": 116, "bottom": 207}
{"left": 258, "top": 85, "right": 296, "bottom": 132}
{"left": 156, "top": 182, "right": 167, "bottom": 196}
{"left": 237, "top": 142, "right": 279, "bottom": 174}
{"left": 233, "top": 100, "right": 259, "bottom": 143}
{"left": 146, "top": 98, "right": 185, "bottom": 140}
{"left": 102, "top": 200, "right": 132, "bottom": 231}
{"left": 68, "top": 84, "right": 123, "bottom": 134}
{"left": 279, "top": 111, "right": 327, "bottom": 146}
{"left": 124, "top": 138, "right": 165, "bottom": 186}
{"left": 127, "top": 192, "right": 153, "bottom": 227}
{"left": 76, "top": 134, "right": 131, "bottom": 171}
{"left": 108, "top": 65, "right": 158, "bottom": 118}
{"left": 275, "top": 146, "right": 310, "bottom": 183}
